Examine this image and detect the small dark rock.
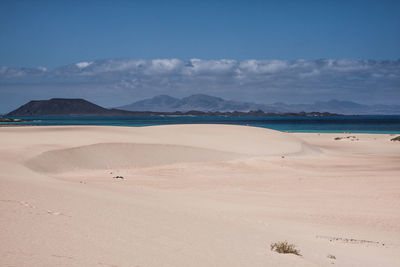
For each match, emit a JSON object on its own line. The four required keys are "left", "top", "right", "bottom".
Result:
{"left": 327, "top": 254, "right": 336, "bottom": 260}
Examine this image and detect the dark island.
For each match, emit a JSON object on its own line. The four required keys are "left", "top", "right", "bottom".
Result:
{"left": 6, "top": 98, "right": 342, "bottom": 117}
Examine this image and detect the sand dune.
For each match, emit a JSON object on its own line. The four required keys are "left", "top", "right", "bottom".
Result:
{"left": 24, "top": 124, "right": 310, "bottom": 173}
{"left": 134, "top": 124, "right": 307, "bottom": 155}
{"left": 26, "top": 143, "right": 248, "bottom": 173}
{"left": 1, "top": 125, "right": 399, "bottom": 267}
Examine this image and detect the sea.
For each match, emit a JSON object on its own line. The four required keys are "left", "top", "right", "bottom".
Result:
{"left": 2, "top": 115, "right": 400, "bottom": 134}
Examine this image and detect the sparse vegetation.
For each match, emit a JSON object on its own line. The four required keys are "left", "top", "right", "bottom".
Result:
{"left": 334, "top": 136, "right": 357, "bottom": 141}
{"left": 390, "top": 136, "right": 400, "bottom": 142}
{"left": 270, "top": 241, "right": 301, "bottom": 256}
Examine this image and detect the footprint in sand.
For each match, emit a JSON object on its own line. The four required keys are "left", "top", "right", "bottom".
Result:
{"left": 52, "top": 254, "right": 75, "bottom": 260}
{"left": 2, "top": 199, "right": 70, "bottom": 217}
{"left": 316, "top": 235, "right": 387, "bottom": 246}
{"left": 1, "top": 199, "right": 36, "bottom": 209}
{"left": 19, "top": 201, "right": 36, "bottom": 209}
{"left": 46, "top": 210, "right": 63, "bottom": 216}
{"left": 46, "top": 209, "right": 72, "bottom": 217}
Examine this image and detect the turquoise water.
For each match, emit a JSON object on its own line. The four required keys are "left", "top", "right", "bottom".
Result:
{"left": 2, "top": 115, "right": 400, "bottom": 134}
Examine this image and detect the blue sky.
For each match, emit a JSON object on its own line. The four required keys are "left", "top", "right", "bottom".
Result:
{"left": 1, "top": 0, "right": 399, "bottom": 67}
{"left": 0, "top": 0, "right": 399, "bottom": 113}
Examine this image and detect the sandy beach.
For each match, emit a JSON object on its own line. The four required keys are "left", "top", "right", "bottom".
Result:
{"left": 1, "top": 124, "right": 399, "bottom": 267}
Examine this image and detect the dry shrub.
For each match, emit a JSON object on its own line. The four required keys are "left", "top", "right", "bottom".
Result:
{"left": 270, "top": 241, "right": 301, "bottom": 256}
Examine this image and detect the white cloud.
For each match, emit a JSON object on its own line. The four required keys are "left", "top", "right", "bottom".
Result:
{"left": 184, "top": 59, "right": 237, "bottom": 75}
{"left": 144, "top": 59, "right": 183, "bottom": 75}
{"left": 1, "top": 58, "right": 399, "bottom": 106}
{"left": 238, "top": 60, "right": 289, "bottom": 74}
{"left": 75, "top": 61, "right": 93, "bottom": 68}
{"left": 0, "top": 66, "right": 47, "bottom": 78}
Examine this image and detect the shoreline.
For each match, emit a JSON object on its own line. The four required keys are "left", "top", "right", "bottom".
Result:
{"left": 1, "top": 123, "right": 399, "bottom": 135}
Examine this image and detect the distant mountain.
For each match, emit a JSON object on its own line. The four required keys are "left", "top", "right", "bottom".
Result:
{"left": 272, "top": 100, "right": 367, "bottom": 114}
{"left": 7, "top": 98, "right": 133, "bottom": 116}
{"left": 118, "top": 94, "right": 278, "bottom": 113}
{"left": 118, "top": 95, "right": 181, "bottom": 112}
{"left": 117, "top": 94, "right": 400, "bottom": 115}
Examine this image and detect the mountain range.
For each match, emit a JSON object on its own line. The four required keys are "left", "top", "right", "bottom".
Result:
{"left": 117, "top": 94, "right": 400, "bottom": 115}
{"left": 5, "top": 98, "right": 337, "bottom": 117}
{"left": 5, "top": 94, "right": 400, "bottom": 116}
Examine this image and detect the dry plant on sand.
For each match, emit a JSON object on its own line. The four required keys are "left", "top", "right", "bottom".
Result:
{"left": 270, "top": 241, "right": 301, "bottom": 256}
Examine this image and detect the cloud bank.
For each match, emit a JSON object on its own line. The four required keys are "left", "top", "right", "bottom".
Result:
{"left": 1, "top": 58, "right": 399, "bottom": 113}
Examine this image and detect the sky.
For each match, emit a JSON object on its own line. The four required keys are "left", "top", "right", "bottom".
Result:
{"left": 0, "top": 0, "right": 400, "bottom": 113}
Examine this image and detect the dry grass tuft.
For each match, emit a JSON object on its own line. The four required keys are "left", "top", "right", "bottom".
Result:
{"left": 270, "top": 241, "right": 301, "bottom": 256}
{"left": 390, "top": 136, "right": 400, "bottom": 142}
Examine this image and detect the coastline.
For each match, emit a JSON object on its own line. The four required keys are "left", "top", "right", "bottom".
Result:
{"left": 1, "top": 124, "right": 399, "bottom": 134}
{"left": 1, "top": 114, "right": 400, "bottom": 134}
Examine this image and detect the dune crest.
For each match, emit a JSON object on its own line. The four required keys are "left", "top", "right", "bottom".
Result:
{"left": 24, "top": 125, "right": 311, "bottom": 173}
{"left": 135, "top": 124, "right": 306, "bottom": 155}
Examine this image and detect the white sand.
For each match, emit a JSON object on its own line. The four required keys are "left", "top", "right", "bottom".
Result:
{"left": 0, "top": 125, "right": 399, "bottom": 266}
